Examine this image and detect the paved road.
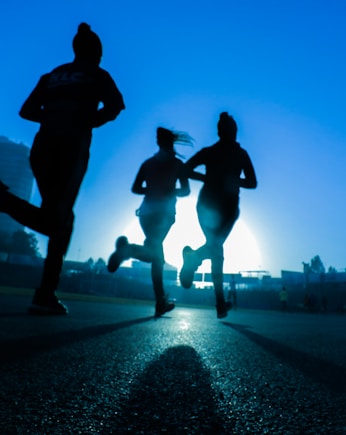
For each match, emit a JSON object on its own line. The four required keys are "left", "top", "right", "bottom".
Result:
{"left": 1, "top": 291, "right": 346, "bottom": 434}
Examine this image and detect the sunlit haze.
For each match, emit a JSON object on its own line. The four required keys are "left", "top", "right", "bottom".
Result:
{"left": 2, "top": 1, "right": 346, "bottom": 276}
{"left": 121, "top": 197, "right": 262, "bottom": 273}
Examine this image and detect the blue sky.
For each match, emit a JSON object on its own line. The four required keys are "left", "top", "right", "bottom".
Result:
{"left": 1, "top": 0, "right": 346, "bottom": 276}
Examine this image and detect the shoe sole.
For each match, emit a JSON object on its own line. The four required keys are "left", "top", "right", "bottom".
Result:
{"left": 180, "top": 246, "right": 195, "bottom": 289}
{"left": 107, "top": 242, "right": 130, "bottom": 273}
{"left": 217, "top": 302, "right": 232, "bottom": 319}
{"left": 107, "top": 252, "right": 121, "bottom": 273}
{"left": 180, "top": 269, "right": 194, "bottom": 289}
{"left": 155, "top": 304, "right": 175, "bottom": 317}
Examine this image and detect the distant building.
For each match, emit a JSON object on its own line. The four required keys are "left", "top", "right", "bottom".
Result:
{"left": 0, "top": 136, "right": 34, "bottom": 235}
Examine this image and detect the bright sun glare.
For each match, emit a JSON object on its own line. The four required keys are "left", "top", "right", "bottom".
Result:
{"left": 122, "top": 197, "right": 262, "bottom": 273}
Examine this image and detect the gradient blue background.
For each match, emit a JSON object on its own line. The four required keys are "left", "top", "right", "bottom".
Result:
{"left": 1, "top": 0, "right": 345, "bottom": 276}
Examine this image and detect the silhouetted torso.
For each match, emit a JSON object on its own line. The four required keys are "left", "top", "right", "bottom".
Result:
{"left": 186, "top": 140, "right": 254, "bottom": 209}
{"left": 133, "top": 150, "right": 186, "bottom": 215}
{"left": 20, "top": 60, "right": 124, "bottom": 137}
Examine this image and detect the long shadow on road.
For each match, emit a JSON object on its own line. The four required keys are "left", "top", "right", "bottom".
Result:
{"left": 222, "top": 321, "right": 346, "bottom": 394}
{"left": 104, "top": 344, "right": 230, "bottom": 435}
{"left": 1, "top": 316, "right": 153, "bottom": 364}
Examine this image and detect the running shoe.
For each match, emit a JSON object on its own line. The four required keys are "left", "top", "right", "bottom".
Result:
{"left": 216, "top": 301, "right": 232, "bottom": 319}
{"left": 155, "top": 298, "right": 175, "bottom": 317}
{"left": 179, "top": 246, "right": 197, "bottom": 289}
{"left": 107, "top": 236, "right": 130, "bottom": 273}
{"left": 28, "top": 292, "right": 68, "bottom": 315}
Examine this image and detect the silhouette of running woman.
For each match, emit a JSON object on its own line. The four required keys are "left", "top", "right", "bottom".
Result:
{"left": 0, "top": 23, "right": 125, "bottom": 314}
{"left": 179, "top": 112, "right": 257, "bottom": 318}
{"left": 107, "top": 127, "right": 193, "bottom": 317}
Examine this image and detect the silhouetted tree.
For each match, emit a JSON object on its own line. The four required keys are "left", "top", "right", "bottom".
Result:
{"left": 94, "top": 258, "right": 106, "bottom": 274}
{"left": 85, "top": 258, "right": 94, "bottom": 270}
{"left": 310, "top": 255, "right": 325, "bottom": 274}
{"left": 8, "top": 230, "right": 41, "bottom": 257}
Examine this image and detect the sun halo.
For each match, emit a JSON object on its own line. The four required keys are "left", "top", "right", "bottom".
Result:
{"left": 121, "top": 197, "right": 262, "bottom": 273}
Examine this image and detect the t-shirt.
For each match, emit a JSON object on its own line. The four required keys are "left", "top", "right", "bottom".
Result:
{"left": 20, "top": 60, "right": 125, "bottom": 136}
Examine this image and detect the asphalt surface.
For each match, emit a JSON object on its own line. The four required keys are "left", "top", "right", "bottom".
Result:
{"left": 1, "top": 290, "right": 346, "bottom": 434}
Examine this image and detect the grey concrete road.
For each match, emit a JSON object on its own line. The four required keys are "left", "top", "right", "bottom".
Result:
{"left": 1, "top": 291, "right": 346, "bottom": 434}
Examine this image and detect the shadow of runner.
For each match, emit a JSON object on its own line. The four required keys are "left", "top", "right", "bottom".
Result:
{"left": 0, "top": 316, "right": 153, "bottom": 364}
{"left": 222, "top": 321, "right": 346, "bottom": 394}
{"left": 107, "top": 345, "right": 230, "bottom": 434}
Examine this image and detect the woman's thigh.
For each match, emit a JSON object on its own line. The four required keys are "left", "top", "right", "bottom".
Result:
{"left": 140, "top": 212, "right": 175, "bottom": 245}
{"left": 197, "top": 201, "right": 239, "bottom": 246}
{"left": 30, "top": 132, "right": 90, "bottom": 217}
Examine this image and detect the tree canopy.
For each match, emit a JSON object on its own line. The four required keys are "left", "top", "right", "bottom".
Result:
{"left": 0, "top": 230, "right": 41, "bottom": 257}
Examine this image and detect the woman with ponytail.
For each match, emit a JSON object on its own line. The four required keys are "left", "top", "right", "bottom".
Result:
{"left": 179, "top": 113, "right": 257, "bottom": 318}
{"left": 107, "top": 127, "right": 193, "bottom": 317}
